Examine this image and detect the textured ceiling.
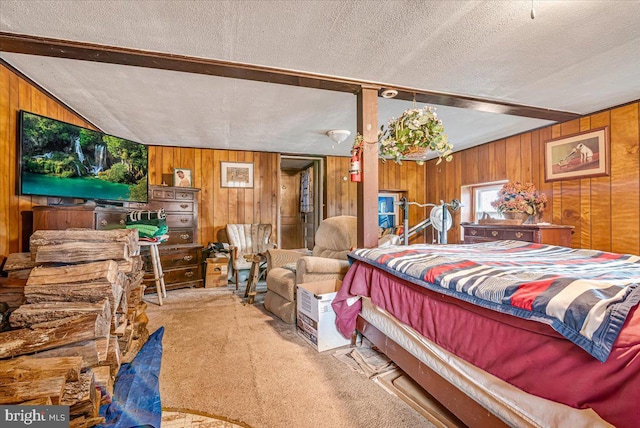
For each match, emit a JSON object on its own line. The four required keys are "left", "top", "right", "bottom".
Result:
{"left": 1, "top": 0, "right": 639, "bottom": 158}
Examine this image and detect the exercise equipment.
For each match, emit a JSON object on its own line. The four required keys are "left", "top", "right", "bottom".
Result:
{"left": 396, "top": 197, "right": 461, "bottom": 245}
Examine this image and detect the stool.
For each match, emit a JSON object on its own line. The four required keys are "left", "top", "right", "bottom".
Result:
{"left": 139, "top": 241, "right": 167, "bottom": 305}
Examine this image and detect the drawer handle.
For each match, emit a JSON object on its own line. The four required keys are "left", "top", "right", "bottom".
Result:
{"left": 180, "top": 234, "right": 190, "bottom": 240}
{"left": 119, "top": 219, "right": 126, "bottom": 225}
{"left": 185, "top": 271, "right": 194, "bottom": 278}
{"left": 180, "top": 218, "right": 189, "bottom": 223}
{"left": 515, "top": 232, "right": 523, "bottom": 238}
{"left": 491, "top": 231, "right": 499, "bottom": 237}
{"left": 100, "top": 219, "right": 108, "bottom": 226}
{"left": 183, "top": 255, "right": 193, "bottom": 261}
{"left": 180, "top": 193, "right": 189, "bottom": 198}
{"left": 180, "top": 204, "right": 189, "bottom": 209}
{"left": 470, "top": 230, "right": 477, "bottom": 236}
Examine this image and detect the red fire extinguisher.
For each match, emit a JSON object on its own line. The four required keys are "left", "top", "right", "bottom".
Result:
{"left": 350, "top": 140, "right": 363, "bottom": 182}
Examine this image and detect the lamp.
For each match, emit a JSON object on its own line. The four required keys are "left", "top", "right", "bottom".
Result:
{"left": 326, "top": 130, "right": 351, "bottom": 149}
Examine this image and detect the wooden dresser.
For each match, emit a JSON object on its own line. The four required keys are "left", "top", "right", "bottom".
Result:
{"left": 128, "top": 185, "right": 203, "bottom": 291}
{"left": 33, "top": 205, "right": 129, "bottom": 231}
{"left": 462, "top": 223, "right": 574, "bottom": 247}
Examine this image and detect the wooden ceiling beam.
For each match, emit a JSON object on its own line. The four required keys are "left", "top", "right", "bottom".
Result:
{"left": 0, "top": 32, "right": 580, "bottom": 122}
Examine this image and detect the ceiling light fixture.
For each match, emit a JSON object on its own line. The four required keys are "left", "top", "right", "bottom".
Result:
{"left": 326, "top": 130, "right": 351, "bottom": 149}
{"left": 381, "top": 89, "right": 399, "bottom": 99}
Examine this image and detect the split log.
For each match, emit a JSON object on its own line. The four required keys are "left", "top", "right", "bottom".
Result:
{"left": 96, "top": 337, "right": 109, "bottom": 364}
{"left": 0, "top": 355, "right": 82, "bottom": 382}
{"left": 35, "top": 242, "right": 134, "bottom": 264}
{"left": 30, "top": 340, "right": 99, "bottom": 369}
{"left": 92, "top": 365, "right": 113, "bottom": 405}
{"left": 0, "top": 376, "right": 66, "bottom": 404}
{"left": 122, "top": 326, "right": 149, "bottom": 364}
{"left": 30, "top": 229, "right": 139, "bottom": 261}
{"left": 118, "top": 324, "right": 134, "bottom": 356}
{"left": 114, "top": 318, "right": 128, "bottom": 337}
{"left": 61, "top": 371, "right": 97, "bottom": 418}
{"left": 3, "top": 252, "right": 36, "bottom": 272}
{"left": 27, "top": 260, "right": 119, "bottom": 286}
{"left": 0, "top": 278, "right": 27, "bottom": 310}
{"left": 99, "top": 336, "right": 121, "bottom": 378}
{"left": 19, "top": 396, "right": 53, "bottom": 405}
{"left": 116, "top": 255, "right": 142, "bottom": 273}
{"left": 10, "top": 299, "right": 111, "bottom": 329}
{"left": 0, "top": 314, "right": 107, "bottom": 359}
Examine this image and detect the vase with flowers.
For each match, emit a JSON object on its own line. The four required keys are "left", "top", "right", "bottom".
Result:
{"left": 491, "top": 181, "right": 547, "bottom": 223}
{"left": 378, "top": 106, "right": 454, "bottom": 165}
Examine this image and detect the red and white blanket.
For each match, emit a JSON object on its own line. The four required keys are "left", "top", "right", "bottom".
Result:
{"left": 347, "top": 240, "right": 640, "bottom": 362}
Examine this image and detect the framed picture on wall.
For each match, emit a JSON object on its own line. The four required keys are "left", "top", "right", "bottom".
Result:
{"left": 221, "top": 162, "right": 254, "bottom": 188}
{"left": 544, "top": 127, "right": 609, "bottom": 182}
{"left": 173, "top": 168, "right": 193, "bottom": 188}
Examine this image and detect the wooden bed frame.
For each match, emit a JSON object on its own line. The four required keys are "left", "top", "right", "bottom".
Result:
{"left": 355, "top": 314, "right": 509, "bottom": 428}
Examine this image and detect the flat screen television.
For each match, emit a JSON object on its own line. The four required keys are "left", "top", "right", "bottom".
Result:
{"left": 18, "top": 110, "right": 148, "bottom": 204}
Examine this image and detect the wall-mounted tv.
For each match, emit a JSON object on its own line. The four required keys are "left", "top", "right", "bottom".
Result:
{"left": 19, "top": 110, "right": 148, "bottom": 204}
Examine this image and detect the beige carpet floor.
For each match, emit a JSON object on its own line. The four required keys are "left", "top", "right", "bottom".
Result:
{"left": 145, "top": 286, "right": 432, "bottom": 428}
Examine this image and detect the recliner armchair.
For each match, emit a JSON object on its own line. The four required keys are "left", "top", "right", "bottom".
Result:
{"left": 226, "top": 223, "right": 275, "bottom": 288}
{"left": 264, "top": 216, "right": 357, "bottom": 324}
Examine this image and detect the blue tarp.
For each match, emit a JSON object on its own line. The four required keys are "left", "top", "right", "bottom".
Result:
{"left": 98, "top": 327, "right": 164, "bottom": 428}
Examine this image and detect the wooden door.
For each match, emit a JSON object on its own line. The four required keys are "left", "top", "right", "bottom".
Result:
{"left": 280, "top": 171, "right": 303, "bottom": 249}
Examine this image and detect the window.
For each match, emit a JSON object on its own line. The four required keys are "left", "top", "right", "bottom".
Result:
{"left": 460, "top": 181, "right": 507, "bottom": 224}
{"left": 474, "top": 184, "right": 503, "bottom": 221}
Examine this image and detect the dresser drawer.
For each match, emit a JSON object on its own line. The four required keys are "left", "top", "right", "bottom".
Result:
{"left": 95, "top": 212, "right": 127, "bottom": 230}
{"left": 150, "top": 188, "right": 176, "bottom": 200}
{"left": 164, "top": 229, "right": 195, "bottom": 245}
{"left": 465, "top": 228, "right": 485, "bottom": 238}
{"left": 166, "top": 215, "right": 195, "bottom": 228}
{"left": 145, "top": 201, "right": 193, "bottom": 213}
{"left": 164, "top": 266, "right": 201, "bottom": 283}
{"left": 175, "top": 190, "right": 194, "bottom": 201}
{"left": 502, "top": 229, "right": 535, "bottom": 241}
{"left": 160, "top": 248, "right": 200, "bottom": 269}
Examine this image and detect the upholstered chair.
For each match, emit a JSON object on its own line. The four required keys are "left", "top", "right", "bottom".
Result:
{"left": 264, "top": 216, "right": 357, "bottom": 324}
{"left": 226, "top": 223, "right": 275, "bottom": 288}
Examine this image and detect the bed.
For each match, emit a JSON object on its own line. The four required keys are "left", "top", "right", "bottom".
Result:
{"left": 332, "top": 240, "right": 640, "bottom": 428}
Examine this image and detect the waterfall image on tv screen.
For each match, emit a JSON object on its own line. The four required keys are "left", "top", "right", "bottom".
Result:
{"left": 19, "top": 111, "right": 148, "bottom": 203}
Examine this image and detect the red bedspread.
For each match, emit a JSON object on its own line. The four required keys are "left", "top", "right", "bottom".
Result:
{"left": 333, "top": 261, "right": 640, "bottom": 428}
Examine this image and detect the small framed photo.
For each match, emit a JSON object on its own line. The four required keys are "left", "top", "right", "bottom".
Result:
{"left": 544, "top": 127, "right": 609, "bottom": 182}
{"left": 221, "top": 162, "right": 254, "bottom": 188}
{"left": 173, "top": 168, "right": 193, "bottom": 188}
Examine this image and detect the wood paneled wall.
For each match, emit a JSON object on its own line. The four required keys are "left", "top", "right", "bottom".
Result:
{"left": 0, "top": 63, "right": 98, "bottom": 256}
{"left": 426, "top": 102, "right": 640, "bottom": 254}
{"left": 147, "top": 146, "right": 280, "bottom": 245}
{"left": 3, "top": 61, "right": 638, "bottom": 255}
{"left": 325, "top": 156, "right": 428, "bottom": 244}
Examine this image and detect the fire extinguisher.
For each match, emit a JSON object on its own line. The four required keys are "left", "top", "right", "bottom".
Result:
{"left": 350, "top": 140, "right": 363, "bottom": 182}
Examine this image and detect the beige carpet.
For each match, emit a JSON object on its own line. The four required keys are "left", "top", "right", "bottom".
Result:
{"left": 146, "top": 286, "right": 433, "bottom": 428}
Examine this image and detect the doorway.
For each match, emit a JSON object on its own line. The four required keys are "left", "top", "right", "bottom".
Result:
{"left": 279, "top": 156, "right": 323, "bottom": 249}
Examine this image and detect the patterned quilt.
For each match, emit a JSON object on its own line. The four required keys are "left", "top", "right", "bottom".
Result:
{"left": 350, "top": 240, "right": 640, "bottom": 362}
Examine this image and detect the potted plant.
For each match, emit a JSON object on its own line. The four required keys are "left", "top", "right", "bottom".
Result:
{"left": 491, "top": 181, "right": 547, "bottom": 222}
{"left": 378, "top": 106, "right": 453, "bottom": 165}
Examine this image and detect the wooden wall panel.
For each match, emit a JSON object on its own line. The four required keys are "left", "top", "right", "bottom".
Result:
{"left": 324, "top": 156, "right": 429, "bottom": 244}
{"left": 426, "top": 100, "right": 640, "bottom": 253}
{"left": 0, "top": 63, "right": 98, "bottom": 256}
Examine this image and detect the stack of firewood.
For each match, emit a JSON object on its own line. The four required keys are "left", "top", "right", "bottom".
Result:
{"left": 0, "top": 229, "right": 150, "bottom": 428}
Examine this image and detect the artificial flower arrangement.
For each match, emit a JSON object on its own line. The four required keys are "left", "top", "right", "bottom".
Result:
{"left": 491, "top": 181, "right": 548, "bottom": 216}
{"left": 378, "top": 106, "right": 454, "bottom": 165}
